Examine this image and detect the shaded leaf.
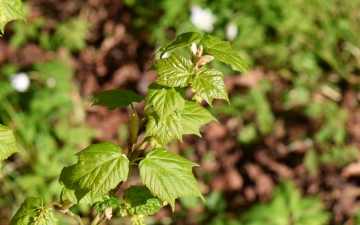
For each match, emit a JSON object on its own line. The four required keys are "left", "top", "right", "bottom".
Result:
{"left": 191, "top": 68, "right": 229, "bottom": 107}
{"left": 181, "top": 101, "right": 217, "bottom": 136}
{"left": 145, "top": 83, "right": 185, "bottom": 117}
{"left": 0, "top": 124, "right": 19, "bottom": 177}
{"left": 139, "top": 148, "right": 204, "bottom": 210}
{"left": 93, "top": 89, "right": 143, "bottom": 110}
{"left": 145, "top": 112, "right": 182, "bottom": 146}
{"left": 59, "top": 165, "right": 92, "bottom": 203}
{"left": 150, "top": 53, "right": 194, "bottom": 87}
{"left": 123, "top": 185, "right": 163, "bottom": 216}
{"left": 201, "top": 34, "right": 248, "bottom": 75}
{"left": 155, "top": 32, "right": 202, "bottom": 58}
{"left": 93, "top": 195, "right": 121, "bottom": 213}
{"left": 60, "top": 186, "right": 95, "bottom": 205}
{"left": 0, "top": 0, "right": 26, "bottom": 35}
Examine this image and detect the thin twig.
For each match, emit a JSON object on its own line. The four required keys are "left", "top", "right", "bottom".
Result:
{"left": 59, "top": 209, "right": 84, "bottom": 225}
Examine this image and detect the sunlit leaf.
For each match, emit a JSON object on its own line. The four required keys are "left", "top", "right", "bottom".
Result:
{"left": 139, "top": 148, "right": 204, "bottom": 210}
{"left": 0, "top": 124, "right": 19, "bottom": 177}
{"left": 191, "top": 68, "right": 229, "bottom": 107}
{"left": 154, "top": 32, "right": 202, "bottom": 58}
{"left": 150, "top": 53, "right": 194, "bottom": 87}
{"left": 93, "top": 89, "right": 143, "bottom": 110}
{"left": 201, "top": 34, "right": 248, "bottom": 75}
{"left": 145, "top": 112, "right": 182, "bottom": 146}
{"left": 0, "top": 0, "right": 26, "bottom": 35}
{"left": 181, "top": 101, "right": 217, "bottom": 136}
{"left": 59, "top": 142, "right": 129, "bottom": 201}
{"left": 145, "top": 83, "right": 185, "bottom": 117}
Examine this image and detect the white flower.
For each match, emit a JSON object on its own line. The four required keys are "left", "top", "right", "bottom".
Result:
{"left": 10, "top": 72, "right": 30, "bottom": 92}
{"left": 190, "top": 5, "right": 217, "bottom": 32}
{"left": 226, "top": 23, "right": 238, "bottom": 41}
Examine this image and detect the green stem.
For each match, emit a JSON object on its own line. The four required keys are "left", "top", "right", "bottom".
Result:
{"left": 128, "top": 137, "right": 150, "bottom": 162}
{"left": 46, "top": 200, "right": 83, "bottom": 225}
{"left": 90, "top": 213, "right": 101, "bottom": 225}
{"left": 45, "top": 201, "right": 62, "bottom": 208}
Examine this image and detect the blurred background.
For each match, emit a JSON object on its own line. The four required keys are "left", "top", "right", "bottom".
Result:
{"left": 1, "top": 0, "right": 360, "bottom": 224}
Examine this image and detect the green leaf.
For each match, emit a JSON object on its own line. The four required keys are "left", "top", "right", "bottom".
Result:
{"left": 60, "top": 186, "right": 95, "bottom": 204}
{"left": 145, "top": 83, "right": 185, "bottom": 117}
{"left": 59, "top": 142, "right": 129, "bottom": 201}
{"left": 181, "top": 101, "right": 217, "bottom": 136}
{"left": 191, "top": 68, "right": 229, "bottom": 107}
{"left": 0, "top": 124, "right": 19, "bottom": 177}
{"left": 93, "top": 195, "right": 121, "bottom": 213}
{"left": 0, "top": 0, "right": 26, "bottom": 35}
{"left": 154, "top": 32, "right": 202, "bottom": 58}
{"left": 123, "top": 185, "right": 163, "bottom": 216}
{"left": 139, "top": 148, "right": 204, "bottom": 210}
{"left": 145, "top": 112, "right": 182, "bottom": 146}
{"left": 10, "top": 197, "right": 58, "bottom": 225}
{"left": 93, "top": 89, "right": 143, "bottom": 110}
{"left": 151, "top": 53, "right": 194, "bottom": 87}
{"left": 201, "top": 34, "right": 248, "bottom": 75}
{"left": 51, "top": 19, "right": 90, "bottom": 52}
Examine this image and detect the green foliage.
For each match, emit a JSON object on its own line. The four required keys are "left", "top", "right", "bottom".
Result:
{"left": 145, "top": 83, "right": 185, "bottom": 117}
{"left": 0, "top": 124, "right": 19, "bottom": 177}
{"left": 155, "top": 32, "right": 202, "bottom": 58}
{"left": 93, "top": 89, "right": 143, "bottom": 110}
{"left": 0, "top": 58, "right": 93, "bottom": 221}
{"left": 181, "top": 100, "right": 217, "bottom": 136}
{"left": 149, "top": 52, "right": 193, "bottom": 87}
{"left": 10, "top": 197, "right": 58, "bottom": 225}
{"left": 139, "top": 148, "right": 204, "bottom": 210}
{"left": 239, "top": 182, "right": 331, "bottom": 225}
{"left": 200, "top": 34, "right": 248, "bottom": 75}
{"left": 49, "top": 19, "right": 90, "bottom": 52}
{"left": 191, "top": 67, "right": 229, "bottom": 107}
{"left": 145, "top": 112, "right": 183, "bottom": 146}
{"left": 59, "top": 142, "right": 129, "bottom": 203}
{"left": 122, "top": 186, "right": 163, "bottom": 217}
{"left": 8, "top": 15, "right": 89, "bottom": 52}
{"left": 93, "top": 194, "right": 121, "bottom": 213}
{"left": 4, "top": 31, "right": 246, "bottom": 224}
{"left": 0, "top": 0, "right": 25, "bottom": 35}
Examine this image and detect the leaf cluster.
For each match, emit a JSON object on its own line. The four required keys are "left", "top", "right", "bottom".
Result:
{"left": 5, "top": 31, "right": 247, "bottom": 224}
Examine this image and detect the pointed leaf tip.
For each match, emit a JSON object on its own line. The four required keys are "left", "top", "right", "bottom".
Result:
{"left": 93, "top": 89, "right": 143, "bottom": 110}
{"left": 201, "top": 34, "right": 248, "bottom": 75}
{"left": 154, "top": 32, "right": 202, "bottom": 58}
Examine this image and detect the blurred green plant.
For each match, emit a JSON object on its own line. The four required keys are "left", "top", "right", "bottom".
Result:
{"left": 0, "top": 58, "right": 93, "bottom": 222}
{"left": 238, "top": 182, "right": 331, "bottom": 225}
{"left": 213, "top": 80, "right": 275, "bottom": 145}
{"left": 10, "top": 17, "right": 90, "bottom": 52}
